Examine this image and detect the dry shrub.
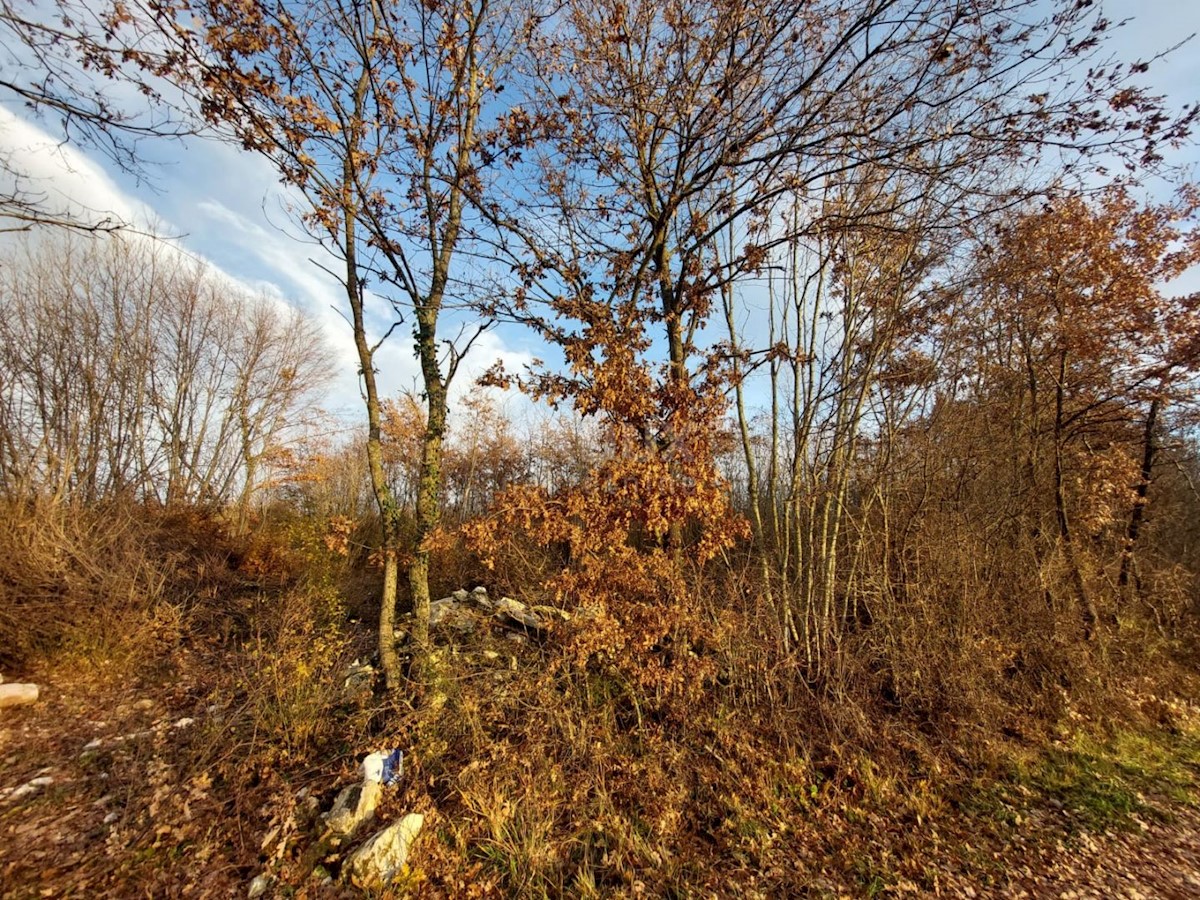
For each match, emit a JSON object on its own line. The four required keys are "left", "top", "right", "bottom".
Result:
{"left": 201, "top": 580, "right": 360, "bottom": 777}
{"left": 0, "top": 497, "right": 182, "bottom": 674}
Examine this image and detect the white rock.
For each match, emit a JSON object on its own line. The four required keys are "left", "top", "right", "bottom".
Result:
{"left": 325, "top": 780, "right": 381, "bottom": 838}
{"left": 429, "top": 598, "right": 476, "bottom": 632}
{"left": 346, "top": 813, "right": 424, "bottom": 889}
{"left": 495, "top": 597, "right": 545, "bottom": 630}
{"left": 8, "top": 776, "right": 53, "bottom": 801}
{"left": 0, "top": 683, "right": 39, "bottom": 708}
{"left": 428, "top": 598, "right": 460, "bottom": 627}
{"left": 247, "top": 873, "right": 274, "bottom": 898}
{"left": 471, "top": 586, "right": 495, "bottom": 611}
{"left": 172, "top": 717, "right": 195, "bottom": 729}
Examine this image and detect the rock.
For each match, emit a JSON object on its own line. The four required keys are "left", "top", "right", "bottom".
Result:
{"left": 451, "top": 589, "right": 470, "bottom": 602}
{"left": 343, "top": 658, "right": 375, "bottom": 687}
{"left": 6, "top": 775, "right": 53, "bottom": 801}
{"left": 429, "top": 598, "right": 458, "bottom": 626}
{"left": 247, "top": 873, "right": 274, "bottom": 898}
{"left": 346, "top": 813, "right": 424, "bottom": 889}
{"left": 495, "top": 596, "right": 546, "bottom": 630}
{"left": 325, "top": 779, "right": 382, "bottom": 838}
{"left": 470, "top": 586, "right": 494, "bottom": 610}
{"left": 0, "top": 683, "right": 39, "bottom": 708}
{"left": 429, "top": 598, "right": 476, "bottom": 633}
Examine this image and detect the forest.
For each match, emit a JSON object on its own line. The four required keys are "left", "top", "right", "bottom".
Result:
{"left": 2, "top": 0, "right": 1200, "bottom": 895}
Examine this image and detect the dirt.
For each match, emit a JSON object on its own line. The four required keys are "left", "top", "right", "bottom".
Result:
{"left": 969, "top": 801, "right": 1200, "bottom": 899}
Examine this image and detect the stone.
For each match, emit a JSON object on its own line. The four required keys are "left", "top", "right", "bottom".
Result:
{"left": 494, "top": 597, "right": 546, "bottom": 630}
{"left": 429, "top": 598, "right": 476, "bottom": 632}
{"left": 0, "top": 683, "right": 39, "bottom": 708}
{"left": 531, "top": 604, "right": 571, "bottom": 623}
{"left": 325, "top": 779, "right": 382, "bottom": 838}
{"left": 470, "top": 586, "right": 493, "bottom": 608}
{"left": 451, "top": 589, "right": 470, "bottom": 602}
{"left": 6, "top": 775, "right": 53, "bottom": 801}
{"left": 247, "top": 873, "right": 274, "bottom": 898}
{"left": 346, "top": 813, "right": 424, "bottom": 889}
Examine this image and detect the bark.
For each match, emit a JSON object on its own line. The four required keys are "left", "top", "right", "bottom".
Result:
{"left": 1053, "top": 350, "right": 1098, "bottom": 641}
{"left": 1117, "top": 396, "right": 1160, "bottom": 602}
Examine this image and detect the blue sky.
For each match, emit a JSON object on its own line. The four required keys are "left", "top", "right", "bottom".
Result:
{"left": 1, "top": 0, "right": 1197, "bottom": 426}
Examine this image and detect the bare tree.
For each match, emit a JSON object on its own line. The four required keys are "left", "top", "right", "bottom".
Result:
{"left": 162, "top": 0, "right": 521, "bottom": 687}
{"left": 0, "top": 234, "right": 330, "bottom": 507}
{"left": 0, "top": 0, "right": 197, "bottom": 231}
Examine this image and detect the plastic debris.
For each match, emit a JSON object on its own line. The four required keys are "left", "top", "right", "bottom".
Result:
{"left": 361, "top": 748, "right": 404, "bottom": 786}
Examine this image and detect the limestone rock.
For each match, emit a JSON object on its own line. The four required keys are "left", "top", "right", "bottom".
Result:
{"left": 325, "top": 780, "right": 381, "bottom": 838}
{"left": 346, "top": 813, "right": 424, "bottom": 889}
{"left": 429, "top": 598, "right": 476, "bottom": 632}
{"left": 247, "top": 873, "right": 274, "bottom": 898}
{"left": 0, "top": 683, "right": 39, "bottom": 708}
{"left": 342, "top": 659, "right": 376, "bottom": 698}
{"left": 495, "top": 596, "right": 546, "bottom": 630}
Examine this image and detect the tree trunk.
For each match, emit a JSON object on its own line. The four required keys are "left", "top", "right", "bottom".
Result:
{"left": 407, "top": 329, "right": 447, "bottom": 680}
{"left": 1117, "top": 396, "right": 1160, "bottom": 603}
{"left": 1053, "top": 351, "right": 1097, "bottom": 640}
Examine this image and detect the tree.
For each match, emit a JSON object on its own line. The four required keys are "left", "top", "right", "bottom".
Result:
{"left": 0, "top": 233, "right": 329, "bottom": 505}
{"left": 168, "top": 0, "right": 518, "bottom": 687}
{"left": 975, "top": 187, "right": 1200, "bottom": 637}
{"left": 482, "top": 0, "right": 1194, "bottom": 574}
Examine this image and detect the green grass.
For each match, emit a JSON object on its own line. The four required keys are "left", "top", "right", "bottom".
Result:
{"left": 976, "top": 724, "right": 1200, "bottom": 833}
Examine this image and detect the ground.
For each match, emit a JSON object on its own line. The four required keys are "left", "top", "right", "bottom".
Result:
{"left": 3, "top": 661, "right": 1199, "bottom": 898}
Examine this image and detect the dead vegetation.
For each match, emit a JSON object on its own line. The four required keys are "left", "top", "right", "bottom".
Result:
{"left": 2, "top": 494, "right": 1200, "bottom": 897}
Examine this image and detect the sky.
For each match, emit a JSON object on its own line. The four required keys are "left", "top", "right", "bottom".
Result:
{"left": 0, "top": 0, "right": 1198, "bottom": 428}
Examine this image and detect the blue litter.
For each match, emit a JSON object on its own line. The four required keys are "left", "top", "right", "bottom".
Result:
{"left": 361, "top": 748, "right": 405, "bottom": 786}
{"left": 381, "top": 748, "right": 404, "bottom": 786}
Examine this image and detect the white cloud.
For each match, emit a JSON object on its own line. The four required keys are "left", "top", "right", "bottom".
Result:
{"left": 0, "top": 106, "right": 155, "bottom": 230}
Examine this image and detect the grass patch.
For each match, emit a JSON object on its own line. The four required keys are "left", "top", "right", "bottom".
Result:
{"left": 967, "top": 722, "right": 1200, "bottom": 834}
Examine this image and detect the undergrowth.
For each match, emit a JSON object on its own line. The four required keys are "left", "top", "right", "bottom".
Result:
{"left": 4, "top": 501, "right": 1200, "bottom": 898}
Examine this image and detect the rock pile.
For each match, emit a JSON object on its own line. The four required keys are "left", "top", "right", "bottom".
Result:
{"left": 426, "top": 585, "right": 568, "bottom": 637}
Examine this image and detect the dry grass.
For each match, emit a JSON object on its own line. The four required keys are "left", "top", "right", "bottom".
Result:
{"left": 3, "top": 497, "right": 1200, "bottom": 898}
